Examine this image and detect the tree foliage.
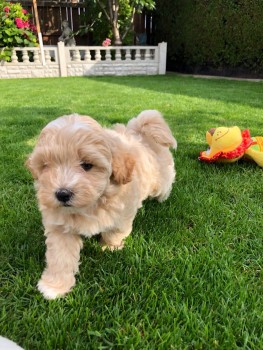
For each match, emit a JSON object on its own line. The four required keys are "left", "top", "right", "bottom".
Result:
{"left": 84, "top": 0, "right": 155, "bottom": 45}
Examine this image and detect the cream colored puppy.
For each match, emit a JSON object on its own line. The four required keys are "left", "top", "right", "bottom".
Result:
{"left": 26, "top": 110, "right": 177, "bottom": 299}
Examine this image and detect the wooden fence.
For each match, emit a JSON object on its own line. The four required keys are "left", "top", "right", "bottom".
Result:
{"left": 11, "top": 1, "right": 156, "bottom": 45}
{"left": 12, "top": 0, "right": 89, "bottom": 45}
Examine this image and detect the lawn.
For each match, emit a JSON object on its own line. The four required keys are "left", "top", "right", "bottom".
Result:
{"left": 0, "top": 74, "right": 262, "bottom": 350}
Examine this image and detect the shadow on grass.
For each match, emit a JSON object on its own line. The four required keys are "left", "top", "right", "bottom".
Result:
{"left": 0, "top": 106, "right": 70, "bottom": 131}
{"left": 84, "top": 74, "right": 263, "bottom": 110}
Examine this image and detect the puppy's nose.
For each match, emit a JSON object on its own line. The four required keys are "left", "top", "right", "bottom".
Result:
{"left": 55, "top": 188, "right": 74, "bottom": 203}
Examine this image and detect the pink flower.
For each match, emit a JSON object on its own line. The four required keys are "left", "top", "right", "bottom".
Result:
{"left": 102, "top": 38, "right": 111, "bottom": 46}
{"left": 22, "top": 9, "right": 28, "bottom": 14}
{"left": 15, "top": 18, "right": 30, "bottom": 29}
{"left": 15, "top": 18, "right": 24, "bottom": 29}
{"left": 4, "top": 6, "right": 10, "bottom": 12}
{"left": 23, "top": 20, "right": 29, "bottom": 28}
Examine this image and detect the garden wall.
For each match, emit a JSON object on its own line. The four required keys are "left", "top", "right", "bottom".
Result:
{"left": 0, "top": 42, "right": 167, "bottom": 79}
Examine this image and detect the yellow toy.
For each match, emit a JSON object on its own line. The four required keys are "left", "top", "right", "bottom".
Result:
{"left": 199, "top": 126, "right": 263, "bottom": 167}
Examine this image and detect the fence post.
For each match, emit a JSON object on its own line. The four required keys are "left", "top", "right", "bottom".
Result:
{"left": 158, "top": 42, "right": 167, "bottom": 75}
{"left": 57, "top": 41, "right": 67, "bottom": 77}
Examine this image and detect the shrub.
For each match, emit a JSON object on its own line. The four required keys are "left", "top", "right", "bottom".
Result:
{"left": 0, "top": 1, "right": 38, "bottom": 61}
{"left": 155, "top": 0, "right": 263, "bottom": 75}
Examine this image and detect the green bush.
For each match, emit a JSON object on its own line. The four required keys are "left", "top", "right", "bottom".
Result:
{"left": 0, "top": 1, "right": 38, "bottom": 62}
{"left": 155, "top": 0, "right": 263, "bottom": 74}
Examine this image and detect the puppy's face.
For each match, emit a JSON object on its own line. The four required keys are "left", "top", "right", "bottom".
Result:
{"left": 27, "top": 115, "right": 112, "bottom": 210}
{"left": 26, "top": 115, "right": 135, "bottom": 211}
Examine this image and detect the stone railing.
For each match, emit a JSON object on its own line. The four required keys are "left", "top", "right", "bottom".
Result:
{"left": 0, "top": 42, "right": 167, "bottom": 79}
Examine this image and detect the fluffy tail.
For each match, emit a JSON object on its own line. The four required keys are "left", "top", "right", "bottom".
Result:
{"left": 127, "top": 110, "right": 177, "bottom": 149}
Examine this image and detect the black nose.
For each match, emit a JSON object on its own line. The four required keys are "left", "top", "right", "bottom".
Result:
{"left": 55, "top": 188, "right": 74, "bottom": 203}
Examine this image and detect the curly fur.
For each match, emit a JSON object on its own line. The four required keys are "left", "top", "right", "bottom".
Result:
{"left": 26, "top": 110, "right": 177, "bottom": 299}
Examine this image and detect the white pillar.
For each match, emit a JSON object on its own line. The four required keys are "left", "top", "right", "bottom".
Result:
{"left": 57, "top": 41, "right": 67, "bottom": 77}
{"left": 158, "top": 42, "right": 167, "bottom": 75}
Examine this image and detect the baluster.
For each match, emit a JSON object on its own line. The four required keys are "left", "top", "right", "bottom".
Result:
{"left": 22, "top": 49, "right": 29, "bottom": 63}
{"left": 151, "top": 49, "right": 156, "bottom": 60}
{"left": 134, "top": 49, "right": 139, "bottom": 61}
{"left": 33, "top": 50, "right": 40, "bottom": 63}
{"left": 125, "top": 49, "right": 131, "bottom": 61}
{"left": 73, "top": 49, "right": 81, "bottom": 62}
{"left": 11, "top": 49, "right": 18, "bottom": 63}
{"left": 84, "top": 49, "right": 91, "bottom": 61}
{"left": 105, "top": 49, "right": 111, "bottom": 61}
{"left": 145, "top": 49, "right": 151, "bottom": 60}
{"left": 115, "top": 48, "right": 121, "bottom": 61}
{"left": 95, "top": 49, "right": 101, "bottom": 61}
{"left": 44, "top": 50, "right": 51, "bottom": 63}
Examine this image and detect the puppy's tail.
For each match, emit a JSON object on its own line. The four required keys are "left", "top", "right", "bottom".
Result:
{"left": 127, "top": 110, "right": 177, "bottom": 149}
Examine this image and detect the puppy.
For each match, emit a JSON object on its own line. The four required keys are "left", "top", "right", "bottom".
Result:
{"left": 26, "top": 110, "right": 177, "bottom": 299}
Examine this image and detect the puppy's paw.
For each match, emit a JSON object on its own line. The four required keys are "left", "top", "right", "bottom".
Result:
{"left": 37, "top": 275, "right": 75, "bottom": 300}
{"left": 37, "top": 280, "right": 64, "bottom": 300}
{"left": 100, "top": 238, "right": 124, "bottom": 251}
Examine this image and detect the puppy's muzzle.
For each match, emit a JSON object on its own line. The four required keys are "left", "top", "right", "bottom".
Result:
{"left": 55, "top": 188, "right": 74, "bottom": 205}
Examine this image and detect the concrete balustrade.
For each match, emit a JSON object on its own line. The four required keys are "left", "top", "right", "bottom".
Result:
{"left": 0, "top": 42, "right": 167, "bottom": 79}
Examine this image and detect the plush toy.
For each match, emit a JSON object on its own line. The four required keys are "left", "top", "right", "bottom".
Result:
{"left": 199, "top": 126, "right": 263, "bottom": 167}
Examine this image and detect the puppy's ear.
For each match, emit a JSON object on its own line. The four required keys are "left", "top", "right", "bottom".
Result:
{"left": 25, "top": 156, "right": 39, "bottom": 179}
{"left": 111, "top": 150, "right": 135, "bottom": 185}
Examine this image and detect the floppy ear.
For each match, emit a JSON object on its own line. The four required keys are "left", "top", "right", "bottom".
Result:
{"left": 111, "top": 150, "right": 136, "bottom": 185}
{"left": 25, "top": 155, "right": 39, "bottom": 180}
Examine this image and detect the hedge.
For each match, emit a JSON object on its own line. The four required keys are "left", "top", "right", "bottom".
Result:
{"left": 155, "top": 0, "right": 263, "bottom": 75}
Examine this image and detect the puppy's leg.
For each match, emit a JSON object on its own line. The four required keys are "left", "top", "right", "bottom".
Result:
{"left": 100, "top": 224, "right": 132, "bottom": 251}
{"left": 157, "top": 162, "right": 176, "bottom": 202}
{"left": 38, "top": 230, "right": 83, "bottom": 299}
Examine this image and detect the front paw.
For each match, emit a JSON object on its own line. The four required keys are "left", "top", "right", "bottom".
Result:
{"left": 37, "top": 274, "right": 75, "bottom": 300}
{"left": 100, "top": 238, "right": 124, "bottom": 251}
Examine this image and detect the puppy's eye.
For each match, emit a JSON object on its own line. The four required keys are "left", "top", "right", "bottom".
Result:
{"left": 81, "top": 162, "right": 93, "bottom": 171}
{"left": 41, "top": 162, "right": 48, "bottom": 171}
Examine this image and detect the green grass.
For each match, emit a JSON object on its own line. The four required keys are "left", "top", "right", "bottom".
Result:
{"left": 0, "top": 74, "right": 263, "bottom": 350}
